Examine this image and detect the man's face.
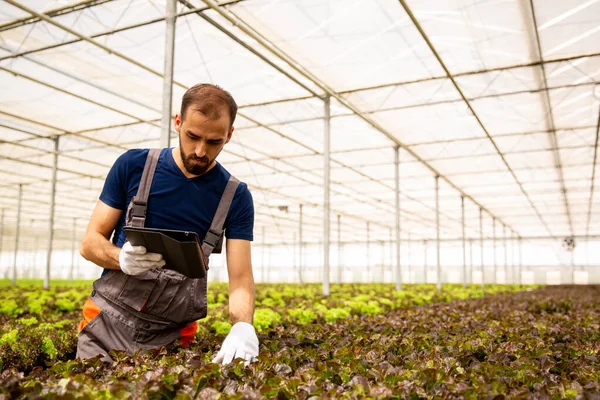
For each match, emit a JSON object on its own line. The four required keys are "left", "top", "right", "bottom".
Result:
{"left": 174, "top": 108, "right": 233, "bottom": 176}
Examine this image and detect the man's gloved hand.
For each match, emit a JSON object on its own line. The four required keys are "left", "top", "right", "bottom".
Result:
{"left": 119, "top": 241, "right": 166, "bottom": 275}
{"left": 212, "top": 322, "right": 259, "bottom": 366}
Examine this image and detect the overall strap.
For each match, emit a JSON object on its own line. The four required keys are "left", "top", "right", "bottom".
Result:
{"left": 201, "top": 175, "right": 240, "bottom": 257}
{"left": 126, "top": 148, "right": 161, "bottom": 228}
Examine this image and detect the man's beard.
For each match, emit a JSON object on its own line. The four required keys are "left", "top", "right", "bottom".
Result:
{"left": 180, "top": 148, "right": 211, "bottom": 176}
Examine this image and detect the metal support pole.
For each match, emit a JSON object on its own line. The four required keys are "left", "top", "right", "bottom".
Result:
{"left": 389, "top": 227, "right": 393, "bottom": 283}
{"left": 469, "top": 239, "right": 474, "bottom": 285}
{"left": 503, "top": 225, "right": 508, "bottom": 284}
{"left": 479, "top": 207, "right": 485, "bottom": 291}
{"left": 435, "top": 175, "right": 441, "bottom": 290}
{"left": 407, "top": 232, "right": 411, "bottom": 285}
{"left": 380, "top": 240, "right": 385, "bottom": 283}
{"left": 337, "top": 214, "right": 342, "bottom": 284}
{"left": 518, "top": 237, "right": 523, "bottom": 285}
{"left": 323, "top": 95, "right": 331, "bottom": 296}
{"left": 492, "top": 217, "right": 497, "bottom": 284}
{"left": 366, "top": 221, "right": 370, "bottom": 283}
{"left": 33, "top": 236, "right": 38, "bottom": 279}
{"left": 461, "top": 196, "right": 466, "bottom": 288}
{"left": 44, "top": 136, "right": 59, "bottom": 290}
{"left": 571, "top": 249, "right": 575, "bottom": 284}
{"left": 0, "top": 209, "right": 4, "bottom": 278}
{"left": 423, "top": 240, "right": 427, "bottom": 284}
{"left": 13, "top": 184, "right": 23, "bottom": 285}
{"left": 261, "top": 226, "right": 265, "bottom": 283}
{"left": 394, "top": 145, "right": 402, "bottom": 290}
{"left": 512, "top": 231, "right": 517, "bottom": 285}
{"left": 160, "top": 0, "right": 177, "bottom": 148}
{"left": 292, "top": 231, "right": 296, "bottom": 283}
{"left": 299, "top": 204, "right": 303, "bottom": 284}
{"left": 69, "top": 218, "right": 77, "bottom": 283}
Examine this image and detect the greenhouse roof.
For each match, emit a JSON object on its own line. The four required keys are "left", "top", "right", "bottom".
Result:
{"left": 0, "top": 0, "right": 599, "bottom": 250}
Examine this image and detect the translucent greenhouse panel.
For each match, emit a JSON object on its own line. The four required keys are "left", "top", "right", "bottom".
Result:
{"left": 76, "top": 123, "right": 158, "bottom": 147}
{"left": 229, "top": 0, "right": 444, "bottom": 92}
{"left": 372, "top": 101, "right": 484, "bottom": 146}
{"left": 0, "top": 100, "right": 56, "bottom": 140}
{"left": 405, "top": 0, "right": 534, "bottom": 72}
{"left": 408, "top": 138, "right": 498, "bottom": 161}
{"left": 550, "top": 85, "right": 599, "bottom": 130}
{"left": 560, "top": 146, "right": 594, "bottom": 170}
{"left": 217, "top": 151, "right": 257, "bottom": 166}
{"left": 7, "top": 57, "right": 161, "bottom": 122}
{"left": 429, "top": 154, "right": 508, "bottom": 176}
{"left": 469, "top": 91, "right": 548, "bottom": 135}
{"left": 0, "top": 20, "right": 79, "bottom": 54}
{"left": 503, "top": 150, "right": 557, "bottom": 170}
{"left": 448, "top": 170, "right": 516, "bottom": 189}
{"left": 173, "top": 15, "right": 313, "bottom": 106}
{"left": 234, "top": 126, "right": 313, "bottom": 159}
{"left": 492, "top": 132, "right": 553, "bottom": 154}
{"left": 556, "top": 127, "right": 596, "bottom": 149}
{"left": 46, "top": 0, "right": 166, "bottom": 38}
{"left": 344, "top": 78, "right": 459, "bottom": 112}
{"left": 0, "top": 2, "right": 29, "bottom": 23}
{"left": 354, "top": 164, "right": 395, "bottom": 182}
{"left": 332, "top": 148, "right": 393, "bottom": 170}
{"left": 277, "top": 154, "right": 322, "bottom": 174}
{"left": 31, "top": 39, "right": 167, "bottom": 108}
{"left": 544, "top": 56, "right": 600, "bottom": 87}
{"left": 239, "top": 98, "right": 322, "bottom": 126}
{"left": 330, "top": 115, "right": 393, "bottom": 153}
{"left": 533, "top": 0, "right": 600, "bottom": 60}
{"left": 258, "top": 119, "right": 325, "bottom": 155}
{"left": 454, "top": 67, "right": 540, "bottom": 98}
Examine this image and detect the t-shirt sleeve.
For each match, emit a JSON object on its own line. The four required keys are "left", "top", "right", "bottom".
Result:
{"left": 225, "top": 183, "right": 254, "bottom": 241}
{"left": 99, "top": 151, "right": 132, "bottom": 210}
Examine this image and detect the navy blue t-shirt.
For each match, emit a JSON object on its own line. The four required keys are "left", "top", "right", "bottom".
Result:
{"left": 100, "top": 148, "right": 254, "bottom": 260}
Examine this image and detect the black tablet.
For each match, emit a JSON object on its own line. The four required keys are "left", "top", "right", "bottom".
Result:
{"left": 123, "top": 226, "right": 207, "bottom": 279}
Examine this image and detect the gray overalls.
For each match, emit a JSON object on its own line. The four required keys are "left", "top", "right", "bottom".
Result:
{"left": 76, "top": 149, "right": 239, "bottom": 362}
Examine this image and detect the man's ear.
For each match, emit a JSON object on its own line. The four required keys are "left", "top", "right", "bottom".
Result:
{"left": 174, "top": 114, "right": 182, "bottom": 133}
{"left": 225, "top": 126, "right": 234, "bottom": 144}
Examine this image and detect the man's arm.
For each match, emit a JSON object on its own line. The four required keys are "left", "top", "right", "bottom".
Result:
{"left": 225, "top": 238, "right": 255, "bottom": 324}
{"left": 80, "top": 200, "right": 123, "bottom": 270}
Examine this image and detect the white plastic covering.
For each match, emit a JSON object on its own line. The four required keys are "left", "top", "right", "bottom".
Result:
{"left": 0, "top": 0, "right": 599, "bottom": 281}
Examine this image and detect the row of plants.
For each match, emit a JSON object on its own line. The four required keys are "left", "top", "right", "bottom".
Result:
{"left": 1, "top": 285, "right": 598, "bottom": 398}
{"left": 0, "top": 283, "right": 528, "bottom": 374}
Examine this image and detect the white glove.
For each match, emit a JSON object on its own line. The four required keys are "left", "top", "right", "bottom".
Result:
{"left": 212, "top": 322, "right": 259, "bottom": 366}
{"left": 119, "top": 241, "right": 166, "bottom": 275}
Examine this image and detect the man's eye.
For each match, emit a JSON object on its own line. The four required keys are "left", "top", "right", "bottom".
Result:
{"left": 209, "top": 140, "right": 222, "bottom": 145}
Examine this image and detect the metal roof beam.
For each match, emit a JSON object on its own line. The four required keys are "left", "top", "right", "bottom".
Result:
{"left": 0, "top": 0, "right": 112, "bottom": 32}
{"left": 524, "top": 0, "right": 574, "bottom": 235}
{"left": 240, "top": 81, "right": 597, "bottom": 127}
{"left": 397, "top": 0, "right": 554, "bottom": 238}
{"left": 585, "top": 104, "right": 600, "bottom": 237}
{"left": 0, "top": 0, "right": 246, "bottom": 62}
{"left": 238, "top": 52, "right": 600, "bottom": 108}
{"left": 225, "top": 142, "right": 595, "bottom": 168}
{"left": 0, "top": 9, "right": 463, "bottom": 233}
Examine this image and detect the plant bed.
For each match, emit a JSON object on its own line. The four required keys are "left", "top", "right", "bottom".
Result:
{"left": 2, "top": 284, "right": 597, "bottom": 398}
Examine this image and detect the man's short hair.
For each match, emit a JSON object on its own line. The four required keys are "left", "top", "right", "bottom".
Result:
{"left": 180, "top": 84, "right": 238, "bottom": 128}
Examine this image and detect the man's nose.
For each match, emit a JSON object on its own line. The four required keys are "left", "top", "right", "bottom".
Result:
{"left": 195, "top": 142, "right": 206, "bottom": 158}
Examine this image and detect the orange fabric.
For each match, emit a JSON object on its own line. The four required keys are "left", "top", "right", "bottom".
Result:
{"left": 179, "top": 321, "right": 197, "bottom": 347}
{"left": 78, "top": 297, "right": 102, "bottom": 333}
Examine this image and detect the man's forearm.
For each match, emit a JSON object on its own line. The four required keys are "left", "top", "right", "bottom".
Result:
{"left": 80, "top": 231, "right": 121, "bottom": 270}
{"left": 228, "top": 280, "right": 255, "bottom": 324}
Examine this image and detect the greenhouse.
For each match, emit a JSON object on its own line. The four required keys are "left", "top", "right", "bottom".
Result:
{"left": 0, "top": 0, "right": 599, "bottom": 397}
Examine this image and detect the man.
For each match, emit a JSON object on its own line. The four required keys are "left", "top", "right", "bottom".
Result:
{"left": 77, "top": 84, "right": 258, "bottom": 366}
